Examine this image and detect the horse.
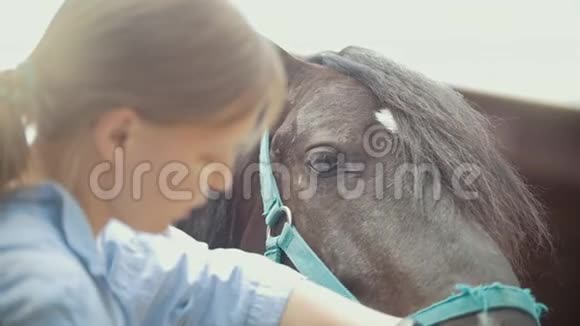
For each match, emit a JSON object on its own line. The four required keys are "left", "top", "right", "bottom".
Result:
{"left": 176, "top": 45, "right": 551, "bottom": 325}
{"left": 456, "top": 89, "right": 580, "bottom": 325}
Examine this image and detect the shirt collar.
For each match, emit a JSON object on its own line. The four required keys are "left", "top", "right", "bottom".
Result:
{"left": 10, "top": 182, "right": 106, "bottom": 276}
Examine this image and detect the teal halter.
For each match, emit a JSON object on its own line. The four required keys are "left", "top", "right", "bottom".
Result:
{"left": 259, "top": 131, "right": 357, "bottom": 301}
{"left": 258, "top": 131, "right": 547, "bottom": 325}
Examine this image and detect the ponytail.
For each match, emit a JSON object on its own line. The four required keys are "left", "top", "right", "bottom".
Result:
{"left": 0, "top": 68, "right": 31, "bottom": 194}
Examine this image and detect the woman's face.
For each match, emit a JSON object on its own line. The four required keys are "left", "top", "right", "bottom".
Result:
{"left": 95, "top": 96, "right": 274, "bottom": 233}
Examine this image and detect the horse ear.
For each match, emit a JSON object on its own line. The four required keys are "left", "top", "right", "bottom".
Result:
{"left": 265, "top": 38, "right": 290, "bottom": 57}
{"left": 268, "top": 43, "right": 306, "bottom": 86}
{"left": 259, "top": 37, "right": 295, "bottom": 74}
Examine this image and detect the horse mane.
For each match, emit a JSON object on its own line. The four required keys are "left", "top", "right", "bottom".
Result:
{"left": 308, "top": 46, "right": 552, "bottom": 272}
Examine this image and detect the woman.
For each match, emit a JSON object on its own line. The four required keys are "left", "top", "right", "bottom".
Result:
{"left": 0, "top": 1, "right": 412, "bottom": 325}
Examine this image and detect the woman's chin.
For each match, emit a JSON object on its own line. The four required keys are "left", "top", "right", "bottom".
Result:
{"left": 190, "top": 196, "right": 209, "bottom": 210}
{"left": 131, "top": 219, "right": 173, "bottom": 234}
{"left": 170, "top": 199, "right": 208, "bottom": 224}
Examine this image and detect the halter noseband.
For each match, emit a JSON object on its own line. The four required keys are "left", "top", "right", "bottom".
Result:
{"left": 258, "top": 131, "right": 546, "bottom": 325}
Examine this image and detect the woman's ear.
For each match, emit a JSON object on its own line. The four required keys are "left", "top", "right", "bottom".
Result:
{"left": 93, "top": 107, "right": 138, "bottom": 161}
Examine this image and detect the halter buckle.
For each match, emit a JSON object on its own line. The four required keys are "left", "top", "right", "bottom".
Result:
{"left": 266, "top": 205, "right": 293, "bottom": 239}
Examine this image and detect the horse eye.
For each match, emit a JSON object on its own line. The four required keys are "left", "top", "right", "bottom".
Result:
{"left": 305, "top": 147, "right": 339, "bottom": 176}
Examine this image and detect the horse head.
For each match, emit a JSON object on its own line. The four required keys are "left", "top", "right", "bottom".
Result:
{"left": 178, "top": 45, "right": 550, "bottom": 325}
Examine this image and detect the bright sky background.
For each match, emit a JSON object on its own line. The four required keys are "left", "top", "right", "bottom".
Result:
{"left": 1, "top": 0, "right": 578, "bottom": 106}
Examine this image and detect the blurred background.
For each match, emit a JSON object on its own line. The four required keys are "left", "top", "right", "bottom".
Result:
{"left": 1, "top": 0, "right": 578, "bottom": 106}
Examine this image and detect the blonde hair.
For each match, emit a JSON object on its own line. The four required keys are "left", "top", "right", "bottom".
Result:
{"left": 0, "top": 0, "right": 286, "bottom": 194}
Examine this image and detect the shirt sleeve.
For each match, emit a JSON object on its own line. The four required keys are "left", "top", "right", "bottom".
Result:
{"left": 98, "top": 219, "right": 305, "bottom": 326}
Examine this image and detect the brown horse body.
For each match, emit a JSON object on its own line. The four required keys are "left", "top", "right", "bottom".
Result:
{"left": 460, "top": 89, "right": 580, "bottom": 326}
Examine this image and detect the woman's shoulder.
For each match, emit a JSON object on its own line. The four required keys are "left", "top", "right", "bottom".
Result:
{"left": 0, "top": 243, "right": 118, "bottom": 325}
{"left": 0, "top": 184, "right": 126, "bottom": 325}
{"left": 0, "top": 242, "right": 89, "bottom": 296}
{"left": 0, "top": 197, "right": 99, "bottom": 324}
{"left": 0, "top": 204, "right": 63, "bottom": 251}
{"left": 0, "top": 182, "right": 105, "bottom": 292}
{"left": 0, "top": 183, "right": 85, "bottom": 264}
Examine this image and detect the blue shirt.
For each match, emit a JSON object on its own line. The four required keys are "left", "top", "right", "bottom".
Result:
{"left": 0, "top": 182, "right": 304, "bottom": 325}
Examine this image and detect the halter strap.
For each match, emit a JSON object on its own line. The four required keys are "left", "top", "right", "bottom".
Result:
{"left": 258, "top": 131, "right": 284, "bottom": 227}
{"left": 259, "top": 131, "right": 357, "bottom": 301}
{"left": 410, "top": 283, "right": 547, "bottom": 325}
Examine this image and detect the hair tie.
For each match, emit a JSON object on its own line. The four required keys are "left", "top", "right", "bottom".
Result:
{"left": 0, "top": 61, "right": 38, "bottom": 145}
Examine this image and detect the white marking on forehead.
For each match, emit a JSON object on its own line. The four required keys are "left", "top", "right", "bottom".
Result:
{"left": 25, "top": 124, "right": 37, "bottom": 145}
{"left": 375, "top": 108, "right": 398, "bottom": 132}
